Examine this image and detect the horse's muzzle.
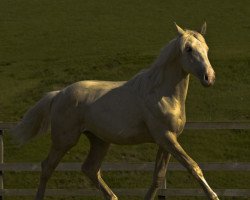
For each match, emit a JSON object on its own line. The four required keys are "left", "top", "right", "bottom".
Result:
{"left": 201, "top": 68, "right": 215, "bottom": 87}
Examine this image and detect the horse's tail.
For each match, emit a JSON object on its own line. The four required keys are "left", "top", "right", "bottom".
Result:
{"left": 11, "top": 91, "right": 60, "bottom": 145}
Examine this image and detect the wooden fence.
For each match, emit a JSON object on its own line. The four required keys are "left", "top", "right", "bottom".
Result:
{"left": 0, "top": 122, "right": 250, "bottom": 199}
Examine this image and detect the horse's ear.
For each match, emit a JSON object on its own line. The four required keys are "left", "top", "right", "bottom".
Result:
{"left": 200, "top": 22, "right": 207, "bottom": 35}
{"left": 174, "top": 22, "right": 185, "bottom": 35}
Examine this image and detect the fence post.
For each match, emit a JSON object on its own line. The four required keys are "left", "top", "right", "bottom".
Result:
{"left": 158, "top": 178, "right": 166, "bottom": 200}
{"left": 0, "top": 129, "right": 3, "bottom": 200}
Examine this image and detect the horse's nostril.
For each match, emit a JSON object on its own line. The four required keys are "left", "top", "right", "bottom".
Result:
{"left": 204, "top": 75, "right": 209, "bottom": 82}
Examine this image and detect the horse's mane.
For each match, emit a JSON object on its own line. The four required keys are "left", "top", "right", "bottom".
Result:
{"left": 125, "top": 38, "right": 179, "bottom": 97}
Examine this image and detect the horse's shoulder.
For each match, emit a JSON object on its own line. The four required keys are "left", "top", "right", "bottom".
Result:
{"left": 143, "top": 96, "right": 186, "bottom": 135}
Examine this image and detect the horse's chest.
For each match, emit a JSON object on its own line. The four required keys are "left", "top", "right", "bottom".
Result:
{"left": 154, "top": 97, "right": 186, "bottom": 134}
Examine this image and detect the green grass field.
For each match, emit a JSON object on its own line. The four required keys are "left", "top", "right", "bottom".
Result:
{"left": 0, "top": 0, "right": 250, "bottom": 199}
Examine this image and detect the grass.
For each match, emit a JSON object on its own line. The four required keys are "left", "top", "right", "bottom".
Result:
{"left": 0, "top": 0, "right": 250, "bottom": 199}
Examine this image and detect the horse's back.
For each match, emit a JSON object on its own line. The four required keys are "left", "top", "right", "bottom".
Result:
{"left": 50, "top": 80, "right": 124, "bottom": 130}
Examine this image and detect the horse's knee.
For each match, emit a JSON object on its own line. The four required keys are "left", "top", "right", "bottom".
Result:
{"left": 82, "top": 163, "right": 118, "bottom": 200}
{"left": 191, "top": 162, "right": 204, "bottom": 179}
{"left": 40, "top": 160, "right": 51, "bottom": 181}
{"left": 153, "top": 176, "right": 165, "bottom": 188}
{"left": 81, "top": 162, "right": 90, "bottom": 174}
{"left": 81, "top": 162, "right": 97, "bottom": 178}
{"left": 41, "top": 159, "right": 47, "bottom": 170}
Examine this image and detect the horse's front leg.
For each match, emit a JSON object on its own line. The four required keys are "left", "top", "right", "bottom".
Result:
{"left": 156, "top": 131, "right": 219, "bottom": 200}
{"left": 145, "top": 147, "right": 171, "bottom": 200}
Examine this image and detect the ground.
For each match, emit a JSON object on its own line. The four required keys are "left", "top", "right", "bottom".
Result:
{"left": 0, "top": 0, "right": 250, "bottom": 199}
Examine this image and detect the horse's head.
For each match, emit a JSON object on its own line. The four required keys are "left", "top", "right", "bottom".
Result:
{"left": 176, "top": 23, "right": 215, "bottom": 87}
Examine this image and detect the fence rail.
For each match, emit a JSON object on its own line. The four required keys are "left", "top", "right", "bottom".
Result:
{"left": 2, "top": 188, "right": 250, "bottom": 197}
{"left": 0, "top": 122, "right": 250, "bottom": 199}
{"left": 1, "top": 121, "right": 250, "bottom": 130}
{"left": 1, "top": 162, "right": 250, "bottom": 172}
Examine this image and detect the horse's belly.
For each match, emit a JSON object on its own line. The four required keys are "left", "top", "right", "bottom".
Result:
{"left": 85, "top": 119, "right": 153, "bottom": 145}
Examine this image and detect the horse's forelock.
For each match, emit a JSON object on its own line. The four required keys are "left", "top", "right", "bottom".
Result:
{"left": 179, "top": 30, "right": 208, "bottom": 50}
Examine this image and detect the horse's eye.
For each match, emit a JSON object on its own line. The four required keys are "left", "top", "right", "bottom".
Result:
{"left": 185, "top": 46, "right": 192, "bottom": 52}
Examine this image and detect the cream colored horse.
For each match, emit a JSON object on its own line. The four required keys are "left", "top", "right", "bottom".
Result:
{"left": 12, "top": 23, "right": 219, "bottom": 200}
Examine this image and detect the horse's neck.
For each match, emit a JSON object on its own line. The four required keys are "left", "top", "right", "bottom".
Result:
{"left": 157, "top": 61, "right": 189, "bottom": 107}
{"left": 148, "top": 38, "right": 190, "bottom": 109}
{"left": 126, "top": 37, "right": 189, "bottom": 108}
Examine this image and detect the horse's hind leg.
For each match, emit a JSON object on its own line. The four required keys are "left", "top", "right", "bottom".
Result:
{"left": 145, "top": 147, "right": 171, "bottom": 200}
{"left": 35, "top": 144, "right": 67, "bottom": 200}
{"left": 35, "top": 128, "right": 81, "bottom": 200}
{"left": 82, "top": 132, "right": 117, "bottom": 200}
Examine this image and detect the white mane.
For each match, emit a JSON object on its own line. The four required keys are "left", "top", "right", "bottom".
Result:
{"left": 125, "top": 38, "right": 179, "bottom": 97}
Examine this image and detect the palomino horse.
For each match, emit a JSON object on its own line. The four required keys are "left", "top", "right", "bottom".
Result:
{"left": 12, "top": 23, "right": 218, "bottom": 200}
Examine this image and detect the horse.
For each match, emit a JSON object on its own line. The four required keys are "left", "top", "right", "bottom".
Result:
{"left": 11, "top": 23, "right": 218, "bottom": 200}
